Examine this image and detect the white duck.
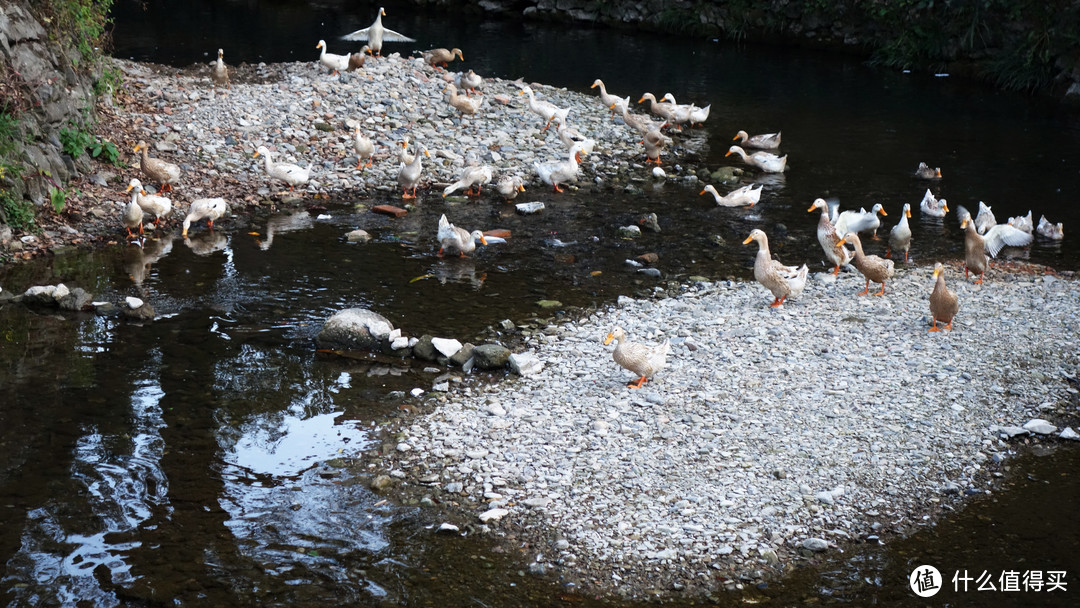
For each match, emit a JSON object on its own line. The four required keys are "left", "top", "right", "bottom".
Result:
{"left": 254, "top": 146, "right": 312, "bottom": 191}
{"left": 442, "top": 163, "right": 494, "bottom": 197}
{"left": 125, "top": 178, "right": 172, "bottom": 226}
{"left": 743, "top": 229, "right": 809, "bottom": 307}
{"left": 887, "top": 203, "right": 913, "bottom": 262}
{"left": 437, "top": 214, "right": 487, "bottom": 258}
{"left": 700, "top": 183, "right": 762, "bottom": 207}
{"left": 1037, "top": 215, "right": 1064, "bottom": 240}
{"left": 807, "top": 197, "right": 852, "bottom": 275}
{"left": 615, "top": 102, "right": 665, "bottom": 135}
{"left": 726, "top": 145, "right": 787, "bottom": 173}
{"left": 340, "top": 7, "right": 415, "bottom": 56}
{"left": 590, "top": 79, "right": 624, "bottom": 116}
{"left": 1007, "top": 210, "right": 1033, "bottom": 234}
{"left": 642, "top": 129, "right": 670, "bottom": 165}
{"left": 353, "top": 126, "right": 374, "bottom": 169}
{"left": 973, "top": 200, "right": 997, "bottom": 235}
{"left": 637, "top": 92, "right": 676, "bottom": 123}
{"left": 397, "top": 142, "right": 429, "bottom": 199}
{"left": 534, "top": 141, "right": 584, "bottom": 193}
{"left": 454, "top": 69, "right": 482, "bottom": 95}
{"left": 659, "top": 93, "right": 694, "bottom": 130}
{"left": 835, "top": 203, "right": 888, "bottom": 239}
{"left": 518, "top": 85, "right": 570, "bottom": 130}
{"left": 315, "top": 40, "right": 350, "bottom": 75}
{"left": 919, "top": 188, "right": 948, "bottom": 218}
{"left": 688, "top": 103, "right": 711, "bottom": 126}
{"left": 733, "top": 130, "right": 781, "bottom": 150}
{"left": 182, "top": 198, "right": 228, "bottom": 237}
{"left": 122, "top": 191, "right": 144, "bottom": 237}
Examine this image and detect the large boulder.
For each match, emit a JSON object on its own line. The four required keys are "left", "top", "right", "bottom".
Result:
{"left": 315, "top": 308, "right": 394, "bottom": 351}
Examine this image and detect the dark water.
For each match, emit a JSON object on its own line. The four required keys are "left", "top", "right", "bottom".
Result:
{"left": 0, "top": 1, "right": 1077, "bottom": 605}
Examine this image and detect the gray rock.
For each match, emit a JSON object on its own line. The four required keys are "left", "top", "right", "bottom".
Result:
{"left": 370, "top": 474, "right": 393, "bottom": 492}
{"left": 58, "top": 287, "right": 93, "bottom": 311}
{"left": 315, "top": 308, "right": 394, "bottom": 351}
{"left": 449, "top": 342, "right": 474, "bottom": 367}
{"left": 801, "top": 538, "right": 829, "bottom": 552}
{"left": 412, "top": 335, "right": 438, "bottom": 361}
{"left": 473, "top": 343, "right": 511, "bottom": 369}
{"left": 1060, "top": 427, "right": 1079, "bottom": 441}
{"left": 122, "top": 302, "right": 156, "bottom": 321}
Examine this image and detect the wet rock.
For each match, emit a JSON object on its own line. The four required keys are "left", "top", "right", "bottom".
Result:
{"left": 370, "top": 474, "right": 394, "bottom": 492}
{"left": 412, "top": 335, "right": 438, "bottom": 361}
{"left": 315, "top": 308, "right": 394, "bottom": 351}
{"left": 123, "top": 299, "right": 156, "bottom": 321}
{"left": 346, "top": 229, "right": 372, "bottom": 242}
{"left": 1060, "top": 427, "right": 1079, "bottom": 441}
{"left": 22, "top": 284, "right": 64, "bottom": 307}
{"left": 536, "top": 299, "right": 562, "bottom": 309}
{"left": 473, "top": 343, "right": 511, "bottom": 369}
{"left": 58, "top": 287, "right": 94, "bottom": 311}
{"left": 449, "top": 342, "right": 474, "bottom": 367}
{"left": 618, "top": 225, "right": 642, "bottom": 238}
{"left": 94, "top": 302, "right": 119, "bottom": 317}
{"left": 801, "top": 538, "right": 829, "bottom": 552}
{"left": 436, "top": 522, "right": 461, "bottom": 535}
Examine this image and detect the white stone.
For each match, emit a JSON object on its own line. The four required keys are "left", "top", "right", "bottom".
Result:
{"left": 125, "top": 296, "right": 144, "bottom": 309}
{"left": 1060, "top": 427, "right": 1079, "bottom": 441}
{"left": 431, "top": 337, "right": 462, "bottom": 357}
{"left": 509, "top": 352, "right": 543, "bottom": 376}
{"left": 410, "top": 388, "right": 424, "bottom": 398}
{"left": 391, "top": 337, "right": 410, "bottom": 350}
{"left": 1023, "top": 419, "right": 1057, "bottom": 435}
{"left": 479, "top": 508, "right": 509, "bottom": 523}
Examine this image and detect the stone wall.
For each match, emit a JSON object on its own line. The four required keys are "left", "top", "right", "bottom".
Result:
{"left": 0, "top": 1, "right": 98, "bottom": 209}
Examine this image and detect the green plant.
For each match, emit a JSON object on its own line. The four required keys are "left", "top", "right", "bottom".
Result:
{"left": 59, "top": 125, "right": 121, "bottom": 165}
{"left": 49, "top": 185, "right": 68, "bottom": 214}
{"left": 35, "top": 0, "right": 116, "bottom": 68}
{"left": 0, "top": 191, "right": 35, "bottom": 231}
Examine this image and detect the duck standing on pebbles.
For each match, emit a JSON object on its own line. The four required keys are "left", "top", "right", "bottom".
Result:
{"left": 443, "top": 163, "right": 494, "bottom": 197}
{"left": 929, "top": 262, "right": 959, "bottom": 332}
{"left": 182, "top": 198, "right": 228, "bottom": 237}
{"left": 315, "top": 40, "right": 350, "bottom": 75}
{"left": 125, "top": 178, "right": 171, "bottom": 227}
{"left": 518, "top": 85, "right": 570, "bottom": 131}
{"left": 422, "top": 47, "right": 463, "bottom": 70}
{"left": 886, "top": 202, "right": 913, "bottom": 262}
{"left": 398, "top": 142, "right": 429, "bottom": 199}
{"left": 254, "top": 146, "right": 311, "bottom": 192}
{"left": 837, "top": 232, "right": 895, "bottom": 296}
{"left": 134, "top": 141, "right": 181, "bottom": 193}
{"left": 353, "top": 126, "right": 374, "bottom": 169}
{"left": 122, "top": 189, "right": 144, "bottom": 237}
{"left": 603, "top": 327, "right": 671, "bottom": 389}
{"left": 340, "top": 7, "right": 415, "bottom": 57}
{"left": 808, "top": 198, "right": 852, "bottom": 275}
{"left": 444, "top": 83, "right": 484, "bottom": 115}
{"left": 534, "top": 141, "right": 584, "bottom": 193}
{"left": 642, "top": 129, "right": 671, "bottom": 165}
{"left": 743, "top": 229, "right": 809, "bottom": 307}
{"left": 211, "top": 48, "right": 229, "bottom": 91}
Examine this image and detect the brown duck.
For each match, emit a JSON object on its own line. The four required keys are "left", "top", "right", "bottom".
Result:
{"left": 929, "top": 262, "right": 959, "bottom": 332}
{"left": 838, "top": 232, "right": 894, "bottom": 295}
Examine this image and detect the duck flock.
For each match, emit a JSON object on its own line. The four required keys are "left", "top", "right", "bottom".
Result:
{"left": 112, "top": 7, "right": 1069, "bottom": 387}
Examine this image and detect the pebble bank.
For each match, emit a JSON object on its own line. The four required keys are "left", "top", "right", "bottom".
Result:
{"left": 386, "top": 264, "right": 1080, "bottom": 596}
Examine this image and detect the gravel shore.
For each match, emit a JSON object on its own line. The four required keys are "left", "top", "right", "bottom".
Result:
{"left": 388, "top": 263, "right": 1080, "bottom": 597}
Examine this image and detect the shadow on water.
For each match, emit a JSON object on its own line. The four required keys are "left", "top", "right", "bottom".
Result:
{"left": 0, "top": 1, "right": 1077, "bottom": 605}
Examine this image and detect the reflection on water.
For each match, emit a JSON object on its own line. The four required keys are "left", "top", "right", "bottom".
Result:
{"left": 3, "top": 362, "right": 169, "bottom": 607}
